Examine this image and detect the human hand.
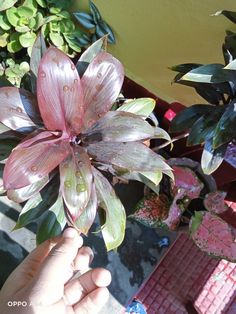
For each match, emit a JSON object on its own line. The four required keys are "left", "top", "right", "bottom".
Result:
{"left": 0, "top": 228, "right": 111, "bottom": 314}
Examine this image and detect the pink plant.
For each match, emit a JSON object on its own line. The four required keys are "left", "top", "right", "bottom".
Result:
{"left": 0, "top": 44, "right": 171, "bottom": 249}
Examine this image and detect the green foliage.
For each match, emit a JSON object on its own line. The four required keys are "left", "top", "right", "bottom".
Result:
{"left": 74, "top": 0, "right": 115, "bottom": 46}
{"left": 0, "top": 1, "right": 115, "bottom": 87}
{"left": 170, "top": 11, "right": 236, "bottom": 174}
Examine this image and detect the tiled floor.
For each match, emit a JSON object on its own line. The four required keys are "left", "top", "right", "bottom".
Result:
{"left": 135, "top": 233, "right": 236, "bottom": 314}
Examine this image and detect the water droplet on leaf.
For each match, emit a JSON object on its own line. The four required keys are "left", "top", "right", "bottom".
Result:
{"left": 70, "top": 86, "right": 74, "bottom": 92}
{"left": 16, "top": 107, "right": 22, "bottom": 113}
{"left": 74, "top": 79, "right": 78, "bottom": 84}
{"left": 63, "top": 85, "right": 69, "bottom": 92}
{"left": 64, "top": 180, "right": 71, "bottom": 188}
{"left": 71, "top": 64, "right": 76, "bottom": 70}
{"left": 31, "top": 166, "right": 37, "bottom": 172}
{"left": 40, "top": 71, "right": 46, "bottom": 78}
{"left": 76, "top": 183, "right": 86, "bottom": 193}
{"left": 97, "top": 72, "right": 102, "bottom": 78}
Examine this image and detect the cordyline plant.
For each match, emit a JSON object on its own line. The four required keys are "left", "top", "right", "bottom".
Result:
{"left": 131, "top": 158, "right": 236, "bottom": 262}
{"left": 0, "top": 37, "right": 172, "bottom": 250}
{"left": 169, "top": 9, "right": 236, "bottom": 175}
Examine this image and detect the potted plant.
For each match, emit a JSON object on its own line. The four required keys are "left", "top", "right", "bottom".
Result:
{"left": 0, "top": 0, "right": 114, "bottom": 86}
{"left": 130, "top": 155, "right": 236, "bottom": 262}
{"left": 0, "top": 35, "right": 173, "bottom": 251}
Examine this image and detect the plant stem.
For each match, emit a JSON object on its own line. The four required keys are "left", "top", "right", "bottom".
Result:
{"left": 153, "top": 132, "right": 189, "bottom": 150}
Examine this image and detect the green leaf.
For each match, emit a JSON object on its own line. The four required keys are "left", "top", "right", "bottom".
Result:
{"left": 213, "top": 101, "right": 236, "bottom": 148}
{"left": 33, "top": 12, "right": 44, "bottom": 31}
{"left": 181, "top": 64, "right": 235, "bottom": 84}
{"left": 89, "top": 0, "right": 102, "bottom": 23}
{"left": 73, "top": 12, "right": 95, "bottom": 29}
{"left": 35, "top": 0, "right": 46, "bottom": 8}
{"left": 49, "top": 31, "right": 64, "bottom": 46}
{"left": 93, "top": 167, "right": 126, "bottom": 251}
{"left": 212, "top": 10, "right": 236, "bottom": 24}
{"left": 117, "top": 98, "right": 155, "bottom": 118}
{"left": 170, "top": 104, "right": 213, "bottom": 133}
{"left": 0, "top": 32, "right": 9, "bottom": 47}
{"left": 201, "top": 139, "right": 228, "bottom": 175}
{"left": 170, "top": 63, "right": 203, "bottom": 73}
{"left": 7, "top": 32, "right": 22, "bottom": 52}
{"left": 18, "top": 6, "right": 34, "bottom": 18}
{"left": 36, "top": 195, "right": 66, "bottom": 245}
{"left": 63, "top": 34, "right": 81, "bottom": 52}
{"left": 19, "top": 31, "right": 37, "bottom": 48}
{"left": 59, "top": 19, "right": 75, "bottom": 33}
{"left": 0, "top": 13, "right": 11, "bottom": 30}
{"left": 78, "top": 33, "right": 91, "bottom": 47}
{"left": 187, "top": 107, "right": 224, "bottom": 146}
{"left": 49, "top": 7, "right": 61, "bottom": 14}
{"left": 223, "top": 32, "right": 236, "bottom": 62}
{"left": 6, "top": 7, "right": 19, "bottom": 27}
{"left": 0, "top": 0, "right": 17, "bottom": 12}
{"left": 140, "top": 170, "right": 163, "bottom": 186}
{"left": 13, "top": 175, "right": 60, "bottom": 230}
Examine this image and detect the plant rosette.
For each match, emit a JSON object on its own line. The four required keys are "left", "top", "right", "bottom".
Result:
{"left": 0, "top": 37, "right": 173, "bottom": 251}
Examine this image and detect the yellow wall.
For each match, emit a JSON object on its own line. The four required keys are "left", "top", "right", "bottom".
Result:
{"left": 76, "top": 1, "right": 236, "bottom": 106}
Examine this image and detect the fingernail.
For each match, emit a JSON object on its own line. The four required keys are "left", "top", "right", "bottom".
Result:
{"left": 63, "top": 228, "right": 76, "bottom": 239}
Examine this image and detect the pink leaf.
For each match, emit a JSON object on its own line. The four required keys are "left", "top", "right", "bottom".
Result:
{"left": 60, "top": 146, "right": 93, "bottom": 221}
{"left": 3, "top": 137, "right": 69, "bottom": 189}
{"left": 82, "top": 111, "right": 156, "bottom": 143}
{"left": 204, "top": 191, "right": 228, "bottom": 214}
{"left": 73, "top": 183, "right": 97, "bottom": 235}
{"left": 172, "top": 166, "right": 204, "bottom": 199}
{"left": 163, "top": 189, "right": 187, "bottom": 230}
{"left": 81, "top": 52, "right": 124, "bottom": 130}
{"left": 37, "top": 47, "right": 84, "bottom": 133}
{"left": 190, "top": 211, "right": 236, "bottom": 262}
{"left": 0, "top": 87, "right": 41, "bottom": 132}
{"left": 87, "top": 141, "right": 171, "bottom": 172}
{"left": 7, "top": 175, "right": 49, "bottom": 203}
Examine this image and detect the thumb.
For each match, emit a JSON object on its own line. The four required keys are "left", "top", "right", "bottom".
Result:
{"left": 29, "top": 228, "right": 83, "bottom": 305}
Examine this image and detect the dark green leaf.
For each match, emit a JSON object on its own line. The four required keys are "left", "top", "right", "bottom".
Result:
{"left": 170, "top": 63, "right": 202, "bottom": 73}
{"left": 181, "top": 64, "right": 236, "bottom": 84}
{"left": 0, "top": 13, "right": 11, "bottom": 30}
{"left": 170, "top": 104, "right": 213, "bottom": 133}
{"left": 13, "top": 175, "right": 60, "bottom": 230}
{"left": 223, "top": 33, "right": 236, "bottom": 62}
{"left": 93, "top": 167, "right": 126, "bottom": 251}
{"left": 187, "top": 107, "right": 224, "bottom": 146}
{"left": 213, "top": 100, "right": 236, "bottom": 148}
{"left": 0, "top": 138, "right": 19, "bottom": 161}
{"left": 201, "top": 139, "right": 228, "bottom": 175}
{"left": 36, "top": 195, "right": 66, "bottom": 245}
{"left": 78, "top": 33, "right": 91, "bottom": 47}
{"left": 96, "top": 21, "right": 115, "bottom": 44}
{"left": 89, "top": 0, "right": 102, "bottom": 23}
{"left": 73, "top": 12, "right": 95, "bottom": 29}
{"left": 212, "top": 10, "right": 236, "bottom": 24}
